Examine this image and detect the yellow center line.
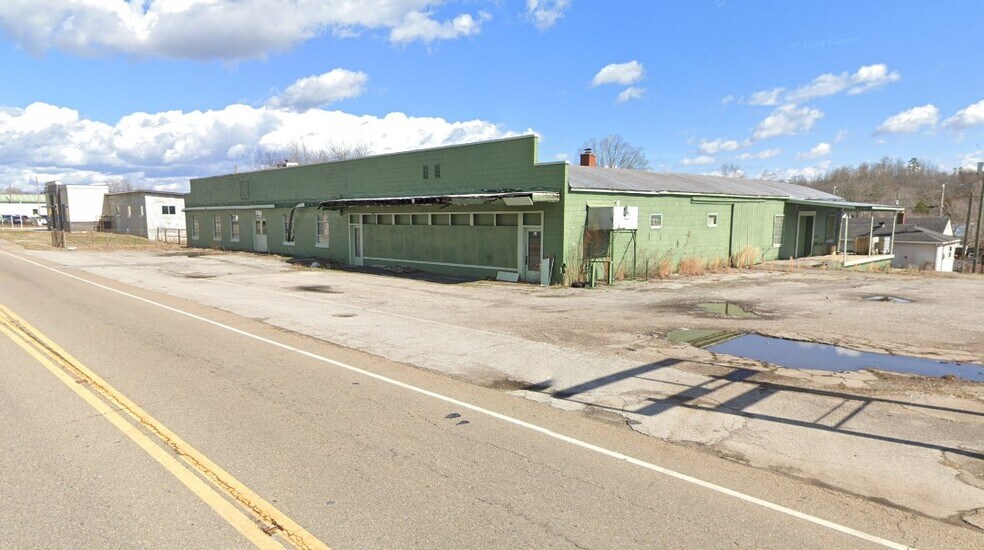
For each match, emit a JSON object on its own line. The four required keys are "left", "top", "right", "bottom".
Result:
{"left": 0, "top": 302, "right": 330, "bottom": 550}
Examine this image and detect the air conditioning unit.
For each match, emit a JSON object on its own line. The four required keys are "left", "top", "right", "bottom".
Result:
{"left": 586, "top": 205, "right": 638, "bottom": 230}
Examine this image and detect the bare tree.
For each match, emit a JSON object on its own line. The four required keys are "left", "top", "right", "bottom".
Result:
{"left": 3, "top": 184, "right": 26, "bottom": 194}
{"left": 107, "top": 178, "right": 133, "bottom": 193}
{"left": 580, "top": 135, "right": 650, "bottom": 170}
{"left": 249, "top": 140, "right": 372, "bottom": 169}
{"left": 756, "top": 169, "right": 780, "bottom": 181}
{"left": 719, "top": 163, "right": 744, "bottom": 178}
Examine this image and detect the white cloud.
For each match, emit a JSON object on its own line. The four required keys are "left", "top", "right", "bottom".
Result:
{"left": 267, "top": 69, "right": 368, "bottom": 111}
{"left": 785, "top": 63, "right": 900, "bottom": 103}
{"left": 961, "top": 150, "right": 984, "bottom": 171}
{"left": 526, "top": 0, "right": 571, "bottom": 30}
{"left": 0, "top": 1, "right": 487, "bottom": 60}
{"left": 698, "top": 138, "right": 741, "bottom": 155}
{"left": 875, "top": 104, "right": 939, "bottom": 134}
{"left": 681, "top": 155, "right": 715, "bottom": 166}
{"left": 390, "top": 11, "right": 490, "bottom": 44}
{"left": 616, "top": 87, "right": 646, "bottom": 103}
{"left": 747, "top": 87, "right": 785, "bottom": 106}
{"left": 737, "top": 148, "right": 781, "bottom": 160}
{"left": 834, "top": 129, "right": 848, "bottom": 142}
{"left": 752, "top": 104, "right": 823, "bottom": 140}
{"left": 0, "top": 99, "right": 518, "bottom": 192}
{"left": 741, "top": 64, "right": 899, "bottom": 106}
{"left": 784, "top": 161, "right": 832, "bottom": 180}
{"left": 721, "top": 95, "right": 736, "bottom": 105}
{"left": 796, "top": 142, "right": 831, "bottom": 160}
{"left": 591, "top": 61, "right": 645, "bottom": 87}
{"left": 943, "top": 99, "right": 984, "bottom": 130}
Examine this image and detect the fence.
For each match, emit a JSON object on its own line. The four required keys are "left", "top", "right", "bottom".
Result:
{"left": 156, "top": 227, "right": 187, "bottom": 245}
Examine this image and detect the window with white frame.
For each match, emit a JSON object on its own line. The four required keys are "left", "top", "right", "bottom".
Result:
{"left": 316, "top": 213, "right": 329, "bottom": 246}
{"left": 191, "top": 217, "right": 200, "bottom": 239}
{"left": 772, "top": 214, "right": 784, "bottom": 247}
{"left": 213, "top": 215, "right": 221, "bottom": 240}
{"left": 706, "top": 213, "right": 719, "bottom": 228}
{"left": 649, "top": 213, "right": 663, "bottom": 229}
{"left": 283, "top": 214, "right": 295, "bottom": 245}
{"left": 230, "top": 214, "right": 240, "bottom": 241}
{"left": 127, "top": 205, "right": 132, "bottom": 218}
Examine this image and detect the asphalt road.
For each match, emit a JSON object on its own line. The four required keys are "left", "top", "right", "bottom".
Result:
{"left": 0, "top": 248, "right": 979, "bottom": 549}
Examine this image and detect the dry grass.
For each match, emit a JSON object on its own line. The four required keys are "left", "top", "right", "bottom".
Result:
{"left": 677, "top": 256, "right": 705, "bottom": 276}
{"left": 0, "top": 228, "right": 182, "bottom": 251}
{"left": 730, "top": 246, "right": 761, "bottom": 269}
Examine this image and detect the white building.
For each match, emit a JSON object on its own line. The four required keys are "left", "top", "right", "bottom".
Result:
{"left": 45, "top": 181, "right": 109, "bottom": 232}
{"left": 102, "top": 190, "right": 187, "bottom": 240}
{"left": 0, "top": 193, "right": 47, "bottom": 220}
{"left": 888, "top": 225, "right": 960, "bottom": 271}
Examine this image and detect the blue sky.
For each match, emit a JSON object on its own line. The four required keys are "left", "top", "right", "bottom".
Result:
{"left": 1, "top": 1, "right": 983, "bottom": 191}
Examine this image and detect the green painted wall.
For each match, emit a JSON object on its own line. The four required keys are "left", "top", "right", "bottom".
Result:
{"left": 780, "top": 204, "right": 844, "bottom": 258}
{"left": 186, "top": 135, "right": 561, "bottom": 208}
{"left": 186, "top": 136, "right": 568, "bottom": 281}
{"left": 560, "top": 191, "right": 786, "bottom": 280}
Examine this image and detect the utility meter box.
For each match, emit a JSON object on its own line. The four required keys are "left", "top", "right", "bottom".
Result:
{"left": 586, "top": 206, "right": 638, "bottom": 230}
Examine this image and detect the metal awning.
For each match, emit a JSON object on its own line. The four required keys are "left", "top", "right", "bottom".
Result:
{"left": 787, "top": 199, "right": 903, "bottom": 211}
{"left": 318, "top": 191, "right": 560, "bottom": 209}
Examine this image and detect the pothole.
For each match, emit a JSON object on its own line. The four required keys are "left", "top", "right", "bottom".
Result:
{"left": 864, "top": 295, "right": 912, "bottom": 303}
{"left": 294, "top": 285, "right": 340, "bottom": 293}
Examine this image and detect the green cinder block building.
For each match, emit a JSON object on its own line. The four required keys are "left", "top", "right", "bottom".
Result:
{"left": 184, "top": 135, "right": 900, "bottom": 283}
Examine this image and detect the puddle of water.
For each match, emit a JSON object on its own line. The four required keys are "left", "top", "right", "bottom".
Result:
{"left": 864, "top": 295, "right": 912, "bottom": 303}
{"left": 697, "top": 302, "right": 760, "bottom": 318}
{"left": 696, "top": 332, "right": 984, "bottom": 382}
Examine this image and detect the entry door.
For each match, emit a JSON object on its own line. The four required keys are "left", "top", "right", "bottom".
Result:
{"left": 254, "top": 217, "right": 268, "bottom": 253}
{"left": 351, "top": 226, "right": 364, "bottom": 266}
{"left": 797, "top": 214, "right": 814, "bottom": 258}
{"left": 524, "top": 229, "right": 542, "bottom": 282}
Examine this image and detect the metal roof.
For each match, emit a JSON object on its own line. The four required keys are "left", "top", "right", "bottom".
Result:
{"left": 568, "top": 165, "right": 843, "bottom": 201}
{"left": 0, "top": 194, "right": 44, "bottom": 203}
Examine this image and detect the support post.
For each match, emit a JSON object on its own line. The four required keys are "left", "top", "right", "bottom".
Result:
{"left": 974, "top": 163, "right": 984, "bottom": 273}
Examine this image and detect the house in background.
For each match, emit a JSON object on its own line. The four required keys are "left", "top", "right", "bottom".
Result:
{"left": 45, "top": 181, "right": 109, "bottom": 232}
{"left": 102, "top": 190, "right": 187, "bottom": 240}
{"left": 849, "top": 215, "right": 958, "bottom": 271}
{"left": 184, "top": 136, "right": 900, "bottom": 283}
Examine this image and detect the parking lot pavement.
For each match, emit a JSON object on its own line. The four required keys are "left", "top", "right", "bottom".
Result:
{"left": 12, "top": 245, "right": 984, "bottom": 528}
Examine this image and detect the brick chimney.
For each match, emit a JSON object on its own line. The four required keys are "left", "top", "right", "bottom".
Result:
{"left": 579, "top": 148, "right": 597, "bottom": 167}
{"left": 896, "top": 211, "right": 906, "bottom": 225}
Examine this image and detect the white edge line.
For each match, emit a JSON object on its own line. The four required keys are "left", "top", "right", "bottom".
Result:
{"left": 1, "top": 249, "right": 911, "bottom": 550}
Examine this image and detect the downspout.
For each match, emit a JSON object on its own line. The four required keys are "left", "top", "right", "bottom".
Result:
{"left": 285, "top": 203, "right": 305, "bottom": 243}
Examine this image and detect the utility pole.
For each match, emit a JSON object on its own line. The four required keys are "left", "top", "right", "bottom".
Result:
{"left": 974, "top": 162, "right": 984, "bottom": 273}
{"left": 939, "top": 183, "right": 945, "bottom": 217}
